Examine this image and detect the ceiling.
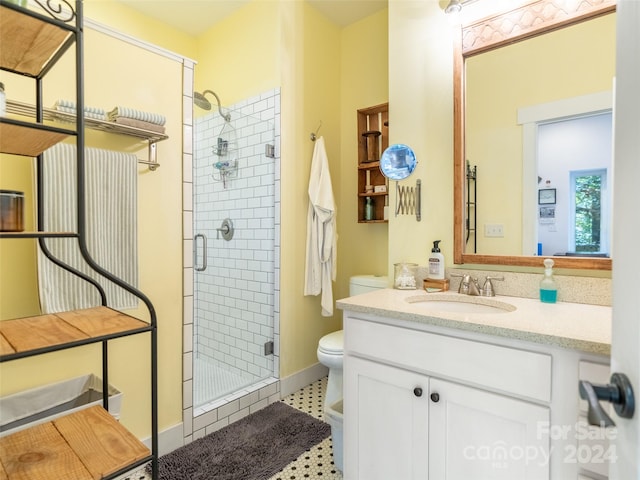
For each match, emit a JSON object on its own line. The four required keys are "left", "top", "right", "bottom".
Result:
{"left": 115, "top": 0, "right": 388, "bottom": 37}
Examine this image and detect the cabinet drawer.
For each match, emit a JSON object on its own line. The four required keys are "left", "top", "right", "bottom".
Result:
{"left": 345, "top": 316, "right": 551, "bottom": 402}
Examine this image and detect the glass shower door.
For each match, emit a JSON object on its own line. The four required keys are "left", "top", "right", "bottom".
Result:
{"left": 193, "top": 105, "right": 276, "bottom": 407}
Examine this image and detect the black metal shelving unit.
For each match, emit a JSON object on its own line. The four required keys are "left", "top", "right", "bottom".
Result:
{"left": 0, "top": 1, "right": 158, "bottom": 478}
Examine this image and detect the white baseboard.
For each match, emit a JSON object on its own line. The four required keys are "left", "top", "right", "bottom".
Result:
{"left": 279, "top": 362, "right": 328, "bottom": 398}
{"left": 141, "top": 422, "right": 184, "bottom": 456}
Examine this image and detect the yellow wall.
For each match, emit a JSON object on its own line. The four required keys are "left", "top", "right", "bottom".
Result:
{"left": 387, "top": 0, "right": 454, "bottom": 275}
{"left": 84, "top": 0, "right": 197, "bottom": 59}
{"left": 278, "top": 1, "right": 345, "bottom": 377}
{"left": 0, "top": 25, "right": 185, "bottom": 438}
{"left": 337, "top": 8, "right": 390, "bottom": 297}
{"left": 195, "top": 1, "right": 279, "bottom": 106}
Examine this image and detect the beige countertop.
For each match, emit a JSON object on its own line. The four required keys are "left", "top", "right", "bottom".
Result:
{"left": 336, "top": 289, "right": 611, "bottom": 356}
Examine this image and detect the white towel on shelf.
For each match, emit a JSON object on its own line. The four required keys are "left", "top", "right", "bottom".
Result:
{"left": 37, "top": 143, "right": 139, "bottom": 313}
{"left": 53, "top": 100, "right": 107, "bottom": 120}
{"left": 107, "top": 106, "right": 166, "bottom": 126}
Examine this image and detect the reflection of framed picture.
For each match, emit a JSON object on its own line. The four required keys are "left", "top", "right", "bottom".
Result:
{"left": 538, "top": 188, "right": 556, "bottom": 205}
{"left": 539, "top": 206, "right": 555, "bottom": 224}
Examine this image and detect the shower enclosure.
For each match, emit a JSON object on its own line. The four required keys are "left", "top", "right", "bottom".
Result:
{"left": 192, "top": 90, "right": 279, "bottom": 409}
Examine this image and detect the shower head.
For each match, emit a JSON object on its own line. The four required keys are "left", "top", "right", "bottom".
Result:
{"left": 193, "top": 91, "right": 212, "bottom": 110}
{"left": 194, "top": 89, "right": 231, "bottom": 122}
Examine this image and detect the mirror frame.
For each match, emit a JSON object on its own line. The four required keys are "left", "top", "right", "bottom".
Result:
{"left": 453, "top": 0, "right": 616, "bottom": 270}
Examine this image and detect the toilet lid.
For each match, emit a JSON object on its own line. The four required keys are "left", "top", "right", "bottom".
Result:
{"left": 318, "top": 330, "right": 344, "bottom": 354}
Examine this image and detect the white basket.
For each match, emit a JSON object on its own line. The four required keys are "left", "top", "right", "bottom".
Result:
{"left": 0, "top": 374, "right": 122, "bottom": 437}
{"left": 326, "top": 399, "right": 344, "bottom": 472}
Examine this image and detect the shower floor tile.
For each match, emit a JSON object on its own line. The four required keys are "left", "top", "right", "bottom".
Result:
{"left": 193, "top": 356, "right": 258, "bottom": 407}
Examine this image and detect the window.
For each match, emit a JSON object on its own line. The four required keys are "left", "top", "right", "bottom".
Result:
{"left": 570, "top": 169, "right": 608, "bottom": 254}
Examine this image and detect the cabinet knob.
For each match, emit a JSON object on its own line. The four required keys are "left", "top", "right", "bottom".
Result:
{"left": 430, "top": 392, "right": 440, "bottom": 403}
{"left": 413, "top": 387, "right": 423, "bottom": 397}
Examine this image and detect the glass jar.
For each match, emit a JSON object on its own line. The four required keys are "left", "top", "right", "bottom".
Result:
{"left": 394, "top": 263, "right": 418, "bottom": 290}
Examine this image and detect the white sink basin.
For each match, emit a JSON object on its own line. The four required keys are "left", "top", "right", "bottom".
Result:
{"left": 405, "top": 295, "right": 516, "bottom": 314}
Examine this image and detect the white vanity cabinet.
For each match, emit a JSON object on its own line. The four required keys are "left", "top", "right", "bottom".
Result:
{"left": 342, "top": 311, "right": 610, "bottom": 480}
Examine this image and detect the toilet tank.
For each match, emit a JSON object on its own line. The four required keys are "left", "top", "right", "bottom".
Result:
{"left": 349, "top": 275, "right": 388, "bottom": 296}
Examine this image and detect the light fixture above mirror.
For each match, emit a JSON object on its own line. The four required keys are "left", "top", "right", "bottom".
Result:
{"left": 444, "top": 0, "right": 479, "bottom": 15}
{"left": 452, "top": 0, "right": 616, "bottom": 271}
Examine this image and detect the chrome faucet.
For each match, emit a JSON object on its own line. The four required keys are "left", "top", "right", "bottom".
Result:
{"left": 453, "top": 274, "right": 481, "bottom": 296}
{"left": 481, "top": 276, "right": 504, "bottom": 297}
{"left": 451, "top": 274, "right": 504, "bottom": 297}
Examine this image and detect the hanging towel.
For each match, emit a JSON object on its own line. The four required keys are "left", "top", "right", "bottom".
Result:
{"left": 37, "top": 143, "right": 139, "bottom": 313}
{"left": 304, "top": 136, "right": 338, "bottom": 317}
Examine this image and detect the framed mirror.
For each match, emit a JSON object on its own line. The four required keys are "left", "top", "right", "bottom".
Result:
{"left": 453, "top": 0, "right": 615, "bottom": 270}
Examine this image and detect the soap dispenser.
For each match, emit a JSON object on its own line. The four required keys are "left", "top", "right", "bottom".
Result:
{"left": 428, "top": 240, "right": 445, "bottom": 280}
{"left": 540, "top": 258, "right": 558, "bottom": 303}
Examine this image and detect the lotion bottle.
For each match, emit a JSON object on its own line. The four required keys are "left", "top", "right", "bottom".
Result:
{"left": 428, "top": 240, "right": 445, "bottom": 280}
{"left": 539, "top": 258, "right": 558, "bottom": 303}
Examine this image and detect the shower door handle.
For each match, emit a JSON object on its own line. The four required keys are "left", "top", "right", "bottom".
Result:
{"left": 195, "top": 234, "right": 207, "bottom": 271}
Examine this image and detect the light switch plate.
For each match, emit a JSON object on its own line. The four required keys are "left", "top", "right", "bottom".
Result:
{"left": 484, "top": 224, "right": 504, "bottom": 237}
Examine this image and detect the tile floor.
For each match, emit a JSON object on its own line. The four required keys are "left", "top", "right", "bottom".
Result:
{"left": 269, "top": 377, "right": 343, "bottom": 480}
{"left": 123, "top": 377, "right": 342, "bottom": 480}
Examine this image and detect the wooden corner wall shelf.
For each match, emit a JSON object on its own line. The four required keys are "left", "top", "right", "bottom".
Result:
{"left": 357, "top": 103, "right": 389, "bottom": 223}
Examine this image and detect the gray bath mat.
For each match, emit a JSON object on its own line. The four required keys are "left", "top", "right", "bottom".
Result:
{"left": 153, "top": 401, "right": 331, "bottom": 480}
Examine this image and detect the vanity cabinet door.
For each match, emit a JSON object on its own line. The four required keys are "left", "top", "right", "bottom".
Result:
{"left": 344, "top": 355, "right": 429, "bottom": 480}
{"left": 429, "top": 378, "right": 550, "bottom": 480}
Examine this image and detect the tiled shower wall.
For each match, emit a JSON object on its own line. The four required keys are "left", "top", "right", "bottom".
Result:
{"left": 193, "top": 89, "right": 280, "bottom": 382}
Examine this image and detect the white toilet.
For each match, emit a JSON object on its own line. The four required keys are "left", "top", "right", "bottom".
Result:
{"left": 317, "top": 274, "right": 387, "bottom": 471}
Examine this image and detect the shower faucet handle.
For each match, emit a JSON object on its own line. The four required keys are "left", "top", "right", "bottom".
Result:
{"left": 216, "top": 218, "right": 234, "bottom": 241}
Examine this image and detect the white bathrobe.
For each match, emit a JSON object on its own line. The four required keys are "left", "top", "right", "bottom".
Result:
{"left": 304, "top": 137, "right": 337, "bottom": 316}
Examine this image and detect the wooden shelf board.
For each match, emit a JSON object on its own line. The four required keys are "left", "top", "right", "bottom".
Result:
{"left": 0, "top": 307, "right": 149, "bottom": 358}
{"left": 358, "top": 192, "right": 388, "bottom": 197}
{"left": 0, "top": 6, "right": 72, "bottom": 77}
{"left": 0, "top": 406, "right": 150, "bottom": 480}
{"left": 0, "top": 421, "right": 93, "bottom": 480}
{"left": 358, "top": 219, "right": 388, "bottom": 224}
{"left": 0, "top": 334, "right": 15, "bottom": 357}
{"left": 358, "top": 161, "right": 380, "bottom": 170}
{"left": 0, "top": 122, "right": 70, "bottom": 157}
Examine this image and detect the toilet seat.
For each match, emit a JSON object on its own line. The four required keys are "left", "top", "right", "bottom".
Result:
{"left": 318, "top": 330, "right": 343, "bottom": 355}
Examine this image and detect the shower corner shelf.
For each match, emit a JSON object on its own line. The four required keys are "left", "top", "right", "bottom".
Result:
{"left": 357, "top": 103, "right": 389, "bottom": 223}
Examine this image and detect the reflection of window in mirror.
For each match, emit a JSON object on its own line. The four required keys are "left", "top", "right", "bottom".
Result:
{"left": 570, "top": 169, "right": 608, "bottom": 256}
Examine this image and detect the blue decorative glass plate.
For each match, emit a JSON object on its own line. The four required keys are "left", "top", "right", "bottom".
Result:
{"left": 379, "top": 144, "right": 417, "bottom": 180}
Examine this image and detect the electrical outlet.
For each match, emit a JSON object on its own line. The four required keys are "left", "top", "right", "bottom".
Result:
{"left": 484, "top": 224, "right": 504, "bottom": 237}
